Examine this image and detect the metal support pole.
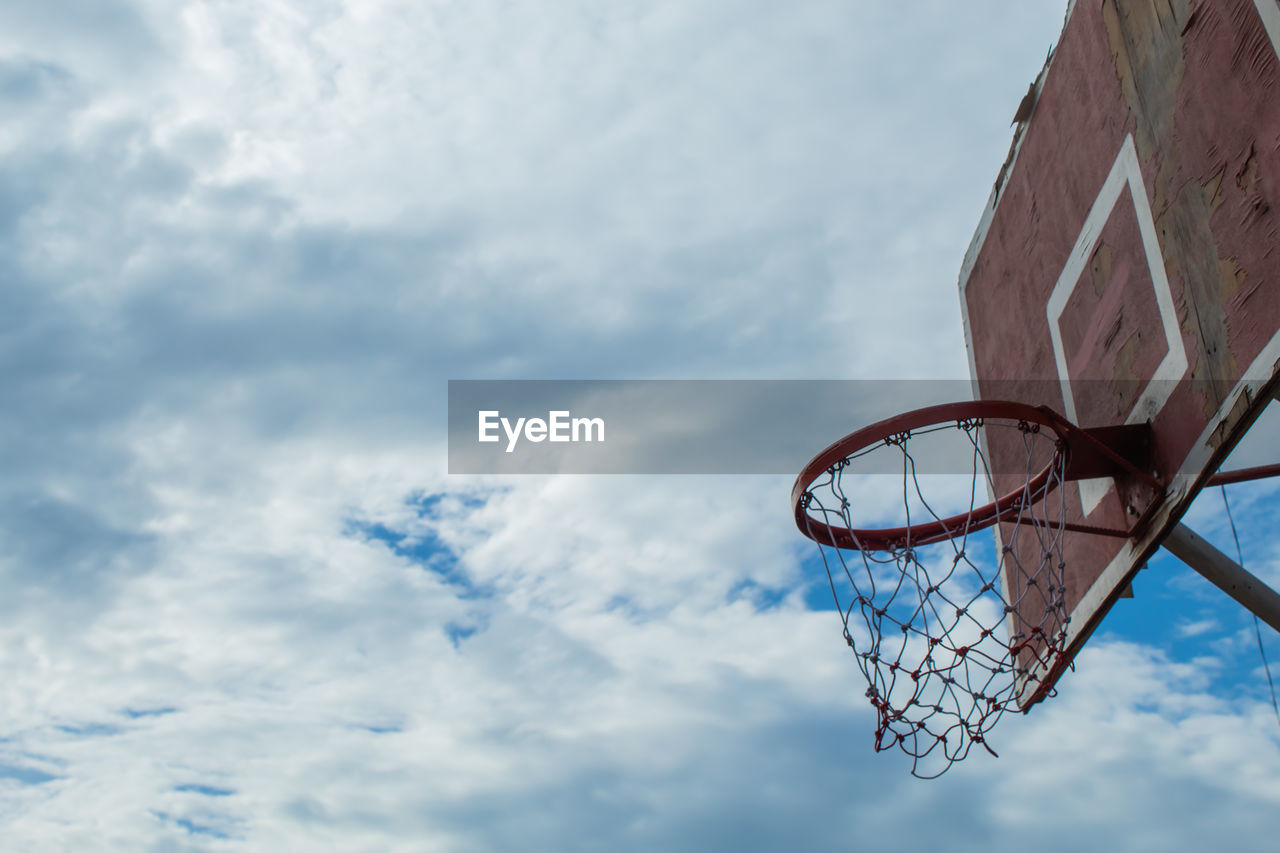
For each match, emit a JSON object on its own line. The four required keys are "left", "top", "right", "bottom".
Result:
{"left": 1206, "top": 462, "right": 1280, "bottom": 487}
{"left": 1163, "top": 524, "right": 1280, "bottom": 634}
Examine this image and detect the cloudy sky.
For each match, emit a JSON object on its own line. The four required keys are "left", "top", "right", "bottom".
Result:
{"left": 2, "top": 0, "right": 1279, "bottom": 849}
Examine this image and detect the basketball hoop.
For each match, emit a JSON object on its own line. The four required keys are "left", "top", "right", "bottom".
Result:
{"left": 792, "top": 401, "right": 1078, "bottom": 778}
{"left": 796, "top": 0, "right": 1280, "bottom": 779}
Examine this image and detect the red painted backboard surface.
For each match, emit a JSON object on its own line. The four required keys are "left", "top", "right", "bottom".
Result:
{"left": 960, "top": 0, "right": 1280, "bottom": 704}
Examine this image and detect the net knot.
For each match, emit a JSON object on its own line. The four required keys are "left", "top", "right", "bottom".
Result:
{"left": 883, "top": 430, "right": 910, "bottom": 447}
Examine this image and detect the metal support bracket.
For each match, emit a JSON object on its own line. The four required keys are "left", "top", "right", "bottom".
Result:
{"left": 1062, "top": 422, "right": 1153, "bottom": 482}
{"left": 1162, "top": 524, "right": 1280, "bottom": 634}
{"left": 1056, "top": 419, "right": 1163, "bottom": 537}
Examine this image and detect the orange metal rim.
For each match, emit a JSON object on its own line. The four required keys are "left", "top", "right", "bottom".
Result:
{"left": 791, "top": 401, "right": 1071, "bottom": 551}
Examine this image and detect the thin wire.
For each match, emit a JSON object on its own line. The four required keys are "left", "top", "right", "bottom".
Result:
{"left": 1219, "top": 485, "right": 1280, "bottom": 731}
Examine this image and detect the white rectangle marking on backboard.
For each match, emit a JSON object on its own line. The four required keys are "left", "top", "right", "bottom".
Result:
{"left": 1256, "top": 0, "right": 1280, "bottom": 57}
{"left": 1046, "top": 134, "right": 1187, "bottom": 515}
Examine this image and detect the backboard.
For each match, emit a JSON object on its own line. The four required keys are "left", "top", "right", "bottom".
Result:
{"left": 960, "top": 0, "right": 1280, "bottom": 705}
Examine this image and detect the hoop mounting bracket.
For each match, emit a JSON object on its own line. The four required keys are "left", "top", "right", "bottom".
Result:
{"left": 1061, "top": 422, "right": 1153, "bottom": 483}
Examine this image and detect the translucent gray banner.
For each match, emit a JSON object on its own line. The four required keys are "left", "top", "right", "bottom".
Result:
{"left": 448, "top": 378, "right": 1273, "bottom": 475}
{"left": 450, "top": 380, "right": 990, "bottom": 474}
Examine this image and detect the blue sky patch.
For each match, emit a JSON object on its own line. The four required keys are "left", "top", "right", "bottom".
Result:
{"left": 407, "top": 491, "right": 486, "bottom": 516}
{"left": 346, "top": 516, "right": 486, "bottom": 598}
{"left": 153, "top": 810, "right": 233, "bottom": 839}
{"left": 445, "top": 622, "right": 478, "bottom": 647}
{"left": 55, "top": 723, "right": 120, "bottom": 737}
{"left": 0, "top": 762, "right": 59, "bottom": 785}
{"left": 174, "top": 784, "right": 235, "bottom": 797}
{"left": 727, "top": 579, "right": 788, "bottom": 611}
{"left": 123, "top": 707, "right": 177, "bottom": 719}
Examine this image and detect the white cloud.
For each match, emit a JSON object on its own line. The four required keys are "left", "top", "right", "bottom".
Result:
{"left": 987, "top": 641, "right": 1280, "bottom": 849}
{"left": 1176, "top": 617, "right": 1220, "bottom": 638}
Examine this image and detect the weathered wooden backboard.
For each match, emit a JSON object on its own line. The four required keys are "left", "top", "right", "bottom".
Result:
{"left": 960, "top": 0, "right": 1280, "bottom": 704}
